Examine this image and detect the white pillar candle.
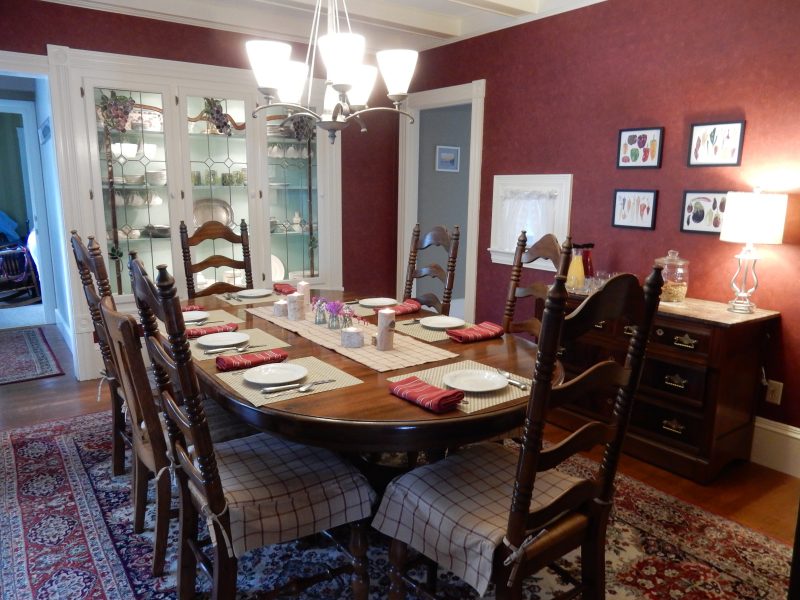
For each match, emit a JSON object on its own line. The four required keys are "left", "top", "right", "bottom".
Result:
{"left": 287, "top": 292, "right": 305, "bottom": 321}
{"left": 376, "top": 308, "right": 395, "bottom": 351}
{"left": 341, "top": 326, "right": 364, "bottom": 348}
{"left": 273, "top": 299, "right": 288, "bottom": 317}
{"left": 297, "top": 280, "right": 311, "bottom": 306}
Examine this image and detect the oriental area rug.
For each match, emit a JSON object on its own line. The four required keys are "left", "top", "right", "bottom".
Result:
{"left": 0, "top": 327, "right": 63, "bottom": 386}
{"left": 0, "top": 412, "right": 790, "bottom": 599}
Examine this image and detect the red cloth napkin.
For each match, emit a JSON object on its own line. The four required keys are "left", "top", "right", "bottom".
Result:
{"left": 215, "top": 349, "right": 288, "bottom": 371}
{"left": 389, "top": 376, "right": 464, "bottom": 414}
{"left": 185, "top": 323, "right": 239, "bottom": 339}
{"left": 273, "top": 283, "right": 297, "bottom": 295}
{"left": 446, "top": 321, "right": 505, "bottom": 343}
{"left": 182, "top": 305, "right": 204, "bottom": 312}
{"left": 375, "top": 299, "right": 421, "bottom": 316}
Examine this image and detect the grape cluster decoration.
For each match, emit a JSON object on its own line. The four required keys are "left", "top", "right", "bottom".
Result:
{"left": 291, "top": 115, "right": 315, "bottom": 142}
{"left": 99, "top": 91, "right": 136, "bottom": 133}
{"left": 203, "top": 98, "right": 232, "bottom": 136}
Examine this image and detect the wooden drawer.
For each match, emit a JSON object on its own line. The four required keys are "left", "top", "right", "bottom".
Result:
{"left": 648, "top": 320, "right": 712, "bottom": 358}
{"left": 631, "top": 401, "right": 704, "bottom": 451}
{"left": 640, "top": 359, "right": 707, "bottom": 408}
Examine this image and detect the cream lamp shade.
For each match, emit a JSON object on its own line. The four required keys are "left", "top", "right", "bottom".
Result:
{"left": 720, "top": 192, "right": 787, "bottom": 245}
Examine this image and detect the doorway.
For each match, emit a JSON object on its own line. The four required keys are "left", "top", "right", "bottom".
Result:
{"left": 397, "top": 80, "right": 485, "bottom": 322}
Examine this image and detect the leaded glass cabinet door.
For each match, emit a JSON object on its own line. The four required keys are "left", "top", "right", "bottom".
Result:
{"left": 94, "top": 88, "right": 170, "bottom": 295}
{"left": 185, "top": 96, "right": 249, "bottom": 292}
{"left": 266, "top": 112, "right": 319, "bottom": 282}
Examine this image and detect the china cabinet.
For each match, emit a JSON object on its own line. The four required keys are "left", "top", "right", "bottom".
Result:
{"left": 48, "top": 45, "right": 341, "bottom": 379}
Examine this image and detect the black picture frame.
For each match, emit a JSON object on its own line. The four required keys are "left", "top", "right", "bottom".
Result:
{"left": 680, "top": 190, "right": 727, "bottom": 234}
{"left": 617, "top": 127, "right": 664, "bottom": 168}
{"left": 612, "top": 189, "right": 658, "bottom": 230}
{"left": 687, "top": 121, "right": 745, "bottom": 166}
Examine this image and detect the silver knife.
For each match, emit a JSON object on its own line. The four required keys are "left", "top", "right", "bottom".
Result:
{"left": 203, "top": 345, "right": 245, "bottom": 355}
{"left": 260, "top": 378, "right": 336, "bottom": 394}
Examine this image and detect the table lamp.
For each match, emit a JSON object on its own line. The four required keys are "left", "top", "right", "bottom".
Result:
{"left": 719, "top": 191, "right": 787, "bottom": 313}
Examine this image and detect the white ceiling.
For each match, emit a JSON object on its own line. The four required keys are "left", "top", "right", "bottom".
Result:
{"left": 46, "top": 0, "right": 606, "bottom": 52}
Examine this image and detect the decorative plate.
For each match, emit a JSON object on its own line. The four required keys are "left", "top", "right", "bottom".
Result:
{"left": 358, "top": 297, "right": 398, "bottom": 308}
{"left": 419, "top": 316, "right": 466, "bottom": 330}
{"left": 193, "top": 198, "right": 234, "bottom": 227}
{"left": 243, "top": 363, "right": 308, "bottom": 386}
{"left": 442, "top": 370, "right": 508, "bottom": 393}
{"left": 237, "top": 288, "right": 272, "bottom": 298}
{"left": 195, "top": 332, "right": 249, "bottom": 348}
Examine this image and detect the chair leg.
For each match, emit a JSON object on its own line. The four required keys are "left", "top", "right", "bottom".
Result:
{"left": 211, "top": 530, "right": 238, "bottom": 600}
{"left": 151, "top": 470, "right": 171, "bottom": 577}
{"left": 111, "top": 391, "right": 126, "bottom": 476}
{"left": 388, "top": 539, "right": 408, "bottom": 600}
{"left": 177, "top": 488, "right": 199, "bottom": 600}
{"left": 581, "top": 521, "right": 608, "bottom": 600}
{"left": 132, "top": 457, "right": 148, "bottom": 534}
{"left": 349, "top": 520, "right": 369, "bottom": 600}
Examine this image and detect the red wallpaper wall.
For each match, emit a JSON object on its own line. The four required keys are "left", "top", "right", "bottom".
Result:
{"left": 4, "top": 1, "right": 800, "bottom": 424}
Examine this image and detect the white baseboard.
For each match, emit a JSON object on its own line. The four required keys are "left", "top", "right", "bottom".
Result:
{"left": 751, "top": 417, "right": 800, "bottom": 478}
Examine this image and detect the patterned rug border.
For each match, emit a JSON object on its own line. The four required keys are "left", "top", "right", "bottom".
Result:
{"left": 0, "top": 326, "right": 64, "bottom": 386}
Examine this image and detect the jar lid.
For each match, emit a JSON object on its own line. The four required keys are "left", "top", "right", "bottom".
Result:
{"left": 656, "top": 250, "right": 689, "bottom": 266}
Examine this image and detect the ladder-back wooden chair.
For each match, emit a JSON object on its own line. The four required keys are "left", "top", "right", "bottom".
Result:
{"left": 128, "top": 254, "right": 376, "bottom": 600}
{"left": 99, "top": 294, "right": 173, "bottom": 576}
{"left": 402, "top": 223, "right": 460, "bottom": 316}
{"left": 179, "top": 219, "right": 253, "bottom": 299}
{"left": 373, "top": 242, "right": 664, "bottom": 600}
{"left": 502, "top": 231, "right": 562, "bottom": 338}
{"left": 69, "top": 231, "right": 130, "bottom": 476}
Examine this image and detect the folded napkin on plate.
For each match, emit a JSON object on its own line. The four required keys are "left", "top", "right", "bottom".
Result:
{"left": 389, "top": 376, "right": 464, "bottom": 414}
{"left": 185, "top": 323, "right": 239, "bottom": 339}
{"left": 377, "top": 299, "right": 421, "bottom": 315}
{"left": 215, "top": 349, "right": 288, "bottom": 371}
{"left": 182, "top": 304, "right": 204, "bottom": 312}
{"left": 446, "top": 321, "right": 504, "bottom": 343}
{"left": 273, "top": 283, "right": 297, "bottom": 295}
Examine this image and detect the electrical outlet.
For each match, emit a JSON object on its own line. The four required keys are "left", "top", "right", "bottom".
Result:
{"left": 766, "top": 380, "right": 783, "bottom": 405}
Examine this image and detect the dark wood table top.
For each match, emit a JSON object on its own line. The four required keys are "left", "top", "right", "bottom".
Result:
{"left": 193, "top": 292, "right": 550, "bottom": 453}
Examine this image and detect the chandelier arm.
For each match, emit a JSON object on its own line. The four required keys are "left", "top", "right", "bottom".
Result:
{"left": 346, "top": 106, "right": 416, "bottom": 125}
{"left": 252, "top": 102, "right": 323, "bottom": 121}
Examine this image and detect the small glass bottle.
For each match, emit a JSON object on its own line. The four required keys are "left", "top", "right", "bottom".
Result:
{"left": 656, "top": 250, "right": 689, "bottom": 302}
{"left": 314, "top": 302, "right": 327, "bottom": 325}
{"left": 566, "top": 248, "right": 586, "bottom": 292}
{"left": 582, "top": 243, "right": 595, "bottom": 277}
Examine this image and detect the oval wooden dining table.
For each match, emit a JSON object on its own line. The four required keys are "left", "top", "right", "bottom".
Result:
{"left": 193, "top": 293, "right": 558, "bottom": 455}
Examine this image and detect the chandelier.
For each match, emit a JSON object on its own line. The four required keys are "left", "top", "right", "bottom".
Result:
{"left": 247, "top": 0, "right": 418, "bottom": 143}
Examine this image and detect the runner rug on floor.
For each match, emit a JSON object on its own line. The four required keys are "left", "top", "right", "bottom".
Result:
{"left": 0, "top": 412, "right": 790, "bottom": 599}
{"left": 0, "top": 327, "right": 63, "bottom": 386}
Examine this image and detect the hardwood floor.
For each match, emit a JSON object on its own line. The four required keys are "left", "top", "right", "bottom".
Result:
{"left": 3, "top": 324, "right": 799, "bottom": 546}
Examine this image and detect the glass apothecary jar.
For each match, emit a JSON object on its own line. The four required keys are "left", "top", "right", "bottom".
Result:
{"left": 656, "top": 250, "right": 689, "bottom": 302}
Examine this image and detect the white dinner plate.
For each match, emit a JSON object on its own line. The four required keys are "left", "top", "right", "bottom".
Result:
{"left": 442, "top": 369, "right": 508, "bottom": 393}
{"left": 237, "top": 288, "right": 272, "bottom": 298}
{"left": 358, "top": 297, "right": 398, "bottom": 308}
{"left": 182, "top": 310, "right": 209, "bottom": 322}
{"left": 419, "top": 315, "right": 466, "bottom": 330}
{"left": 195, "top": 332, "right": 250, "bottom": 348}
{"left": 243, "top": 363, "right": 308, "bottom": 386}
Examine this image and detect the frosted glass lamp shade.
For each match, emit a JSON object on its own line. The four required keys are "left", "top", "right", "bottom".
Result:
{"left": 720, "top": 192, "right": 787, "bottom": 245}
{"left": 246, "top": 40, "right": 292, "bottom": 91}
{"left": 348, "top": 65, "right": 377, "bottom": 107}
{"left": 377, "top": 49, "right": 418, "bottom": 96}
{"left": 278, "top": 60, "right": 309, "bottom": 104}
{"left": 318, "top": 33, "right": 365, "bottom": 89}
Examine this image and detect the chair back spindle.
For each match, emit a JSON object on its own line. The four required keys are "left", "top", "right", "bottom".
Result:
{"left": 402, "top": 223, "right": 460, "bottom": 315}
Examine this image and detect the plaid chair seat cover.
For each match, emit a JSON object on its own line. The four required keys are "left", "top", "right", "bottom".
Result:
{"left": 371, "top": 442, "right": 582, "bottom": 596}
{"left": 192, "top": 433, "right": 376, "bottom": 558}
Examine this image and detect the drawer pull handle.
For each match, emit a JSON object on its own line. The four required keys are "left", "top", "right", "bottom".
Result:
{"left": 662, "top": 418, "right": 685, "bottom": 435}
{"left": 656, "top": 328, "right": 664, "bottom": 336}
{"left": 593, "top": 321, "right": 606, "bottom": 330}
{"left": 664, "top": 374, "right": 688, "bottom": 390}
{"left": 623, "top": 325, "right": 636, "bottom": 336}
{"left": 673, "top": 333, "right": 698, "bottom": 349}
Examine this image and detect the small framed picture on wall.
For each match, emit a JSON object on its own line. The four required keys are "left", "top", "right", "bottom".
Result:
{"left": 687, "top": 121, "right": 745, "bottom": 166}
{"left": 680, "top": 191, "right": 727, "bottom": 233}
{"left": 435, "top": 145, "right": 460, "bottom": 172}
{"left": 617, "top": 127, "right": 663, "bottom": 168}
{"left": 612, "top": 189, "right": 658, "bottom": 230}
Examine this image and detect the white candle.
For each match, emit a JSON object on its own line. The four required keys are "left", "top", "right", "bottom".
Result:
{"left": 287, "top": 292, "right": 305, "bottom": 321}
{"left": 341, "top": 326, "right": 364, "bottom": 348}
{"left": 376, "top": 308, "right": 395, "bottom": 351}
{"left": 273, "top": 299, "right": 288, "bottom": 317}
{"left": 297, "top": 280, "right": 311, "bottom": 306}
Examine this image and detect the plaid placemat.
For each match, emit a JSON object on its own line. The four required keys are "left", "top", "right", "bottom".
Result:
{"left": 180, "top": 309, "right": 244, "bottom": 325}
{"left": 348, "top": 303, "right": 377, "bottom": 318}
{"left": 395, "top": 321, "right": 475, "bottom": 343}
{"left": 191, "top": 328, "right": 289, "bottom": 361}
{"left": 387, "top": 360, "right": 530, "bottom": 414}
{"left": 247, "top": 306, "right": 458, "bottom": 372}
{"left": 214, "top": 293, "right": 277, "bottom": 306}
{"left": 216, "top": 356, "right": 363, "bottom": 407}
